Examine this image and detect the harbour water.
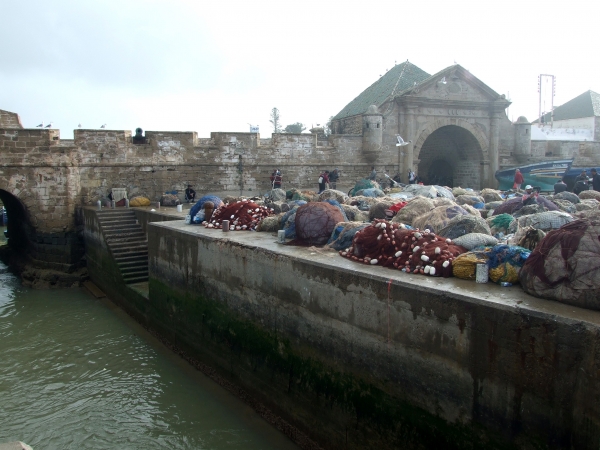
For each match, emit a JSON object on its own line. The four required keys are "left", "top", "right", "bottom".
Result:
{"left": 0, "top": 260, "right": 298, "bottom": 450}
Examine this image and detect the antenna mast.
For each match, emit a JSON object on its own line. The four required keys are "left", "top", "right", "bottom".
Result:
{"left": 538, "top": 74, "right": 556, "bottom": 128}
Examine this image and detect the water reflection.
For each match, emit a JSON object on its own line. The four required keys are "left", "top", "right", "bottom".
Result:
{"left": 0, "top": 263, "right": 297, "bottom": 449}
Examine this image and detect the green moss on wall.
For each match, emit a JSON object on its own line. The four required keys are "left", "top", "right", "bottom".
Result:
{"left": 149, "top": 278, "right": 519, "bottom": 450}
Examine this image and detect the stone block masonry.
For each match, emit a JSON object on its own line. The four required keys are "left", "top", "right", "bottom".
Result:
{"left": 81, "top": 210, "right": 600, "bottom": 450}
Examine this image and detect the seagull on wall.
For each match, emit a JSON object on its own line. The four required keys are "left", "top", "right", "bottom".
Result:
{"left": 100, "top": 124, "right": 106, "bottom": 129}
{"left": 396, "top": 135, "right": 412, "bottom": 147}
{"left": 45, "top": 122, "right": 53, "bottom": 128}
{"left": 78, "top": 123, "right": 82, "bottom": 128}
{"left": 36, "top": 122, "right": 44, "bottom": 127}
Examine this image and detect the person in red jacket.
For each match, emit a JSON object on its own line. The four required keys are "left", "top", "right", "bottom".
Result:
{"left": 318, "top": 170, "right": 330, "bottom": 193}
{"left": 513, "top": 169, "right": 524, "bottom": 191}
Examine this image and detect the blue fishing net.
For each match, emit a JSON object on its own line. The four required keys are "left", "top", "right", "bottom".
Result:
{"left": 327, "top": 223, "right": 369, "bottom": 250}
{"left": 349, "top": 179, "right": 377, "bottom": 196}
{"left": 189, "top": 195, "right": 223, "bottom": 221}
{"left": 280, "top": 208, "right": 298, "bottom": 238}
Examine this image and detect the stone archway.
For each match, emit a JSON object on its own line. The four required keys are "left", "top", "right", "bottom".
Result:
{"left": 413, "top": 119, "right": 488, "bottom": 189}
{"left": 0, "top": 189, "right": 34, "bottom": 253}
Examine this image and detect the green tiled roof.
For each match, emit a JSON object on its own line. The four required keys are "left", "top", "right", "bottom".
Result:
{"left": 333, "top": 61, "right": 430, "bottom": 120}
{"left": 535, "top": 90, "right": 600, "bottom": 123}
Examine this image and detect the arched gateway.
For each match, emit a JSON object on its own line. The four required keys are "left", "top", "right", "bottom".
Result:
{"left": 331, "top": 61, "right": 528, "bottom": 189}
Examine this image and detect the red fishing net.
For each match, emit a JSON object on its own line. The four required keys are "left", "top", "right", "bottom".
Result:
{"left": 295, "top": 203, "right": 345, "bottom": 245}
{"left": 341, "top": 219, "right": 467, "bottom": 277}
{"left": 205, "top": 200, "right": 273, "bottom": 231}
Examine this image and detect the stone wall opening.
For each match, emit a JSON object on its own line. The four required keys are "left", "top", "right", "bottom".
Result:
{"left": 417, "top": 125, "right": 483, "bottom": 188}
{"left": 0, "top": 190, "right": 33, "bottom": 253}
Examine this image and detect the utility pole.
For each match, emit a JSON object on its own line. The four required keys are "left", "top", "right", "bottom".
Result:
{"left": 538, "top": 74, "right": 556, "bottom": 128}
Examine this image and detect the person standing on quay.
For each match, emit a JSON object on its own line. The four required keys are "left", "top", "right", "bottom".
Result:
{"left": 329, "top": 168, "right": 340, "bottom": 190}
{"left": 513, "top": 168, "right": 524, "bottom": 191}
{"left": 591, "top": 168, "right": 600, "bottom": 192}
{"left": 318, "top": 170, "right": 330, "bottom": 194}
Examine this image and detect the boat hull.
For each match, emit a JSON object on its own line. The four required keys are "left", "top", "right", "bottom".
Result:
{"left": 495, "top": 160, "right": 572, "bottom": 191}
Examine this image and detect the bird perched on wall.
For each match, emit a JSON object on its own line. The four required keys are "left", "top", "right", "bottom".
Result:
{"left": 100, "top": 124, "right": 107, "bottom": 128}
{"left": 36, "top": 122, "right": 44, "bottom": 127}
{"left": 78, "top": 123, "right": 82, "bottom": 128}
{"left": 45, "top": 122, "right": 53, "bottom": 128}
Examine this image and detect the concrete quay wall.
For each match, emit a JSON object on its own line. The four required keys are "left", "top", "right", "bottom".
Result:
{"left": 82, "top": 207, "right": 600, "bottom": 449}
{"left": 142, "top": 220, "right": 600, "bottom": 449}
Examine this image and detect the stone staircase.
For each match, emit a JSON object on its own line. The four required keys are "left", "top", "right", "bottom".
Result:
{"left": 97, "top": 209, "right": 148, "bottom": 284}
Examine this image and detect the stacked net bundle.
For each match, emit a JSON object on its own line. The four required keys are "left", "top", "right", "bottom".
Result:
{"left": 323, "top": 199, "right": 349, "bottom": 222}
{"left": 437, "top": 215, "right": 491, "bottom": 240}
{"left": 452, "top": 187, "right": 468, "bottom": 197}
{"left": 516, "top": 226, "right": 546, "bottom": 251}
{"left": 519, "top": 214, "right": 600, "bottom": 309}
{"left": 535, "top": 195, "right": 559, "bottom": 211}
{"left": 462, "top": 204, "right": 483, "bottom": 217}
{"left": 392, "top": 197, "right": 435, "bottom": 226}
{"left": 326, "top": 222, "right": 370, "bottom": 251}
{"left": 189, "top": 195, "right": 223, "bottom": 219}
{"left": 349, "top": 179, "right": 378, "bottom": 196}
{"left": 432, "top": 185, "right": 455, "bottom": 200}
{"left": 412, "top": 205, "right": 469, "bottom": 234}
{"left": 129, "top": 196, "right": 151, "bottom": 207}
{"left": 205, "top": 200, "right": 273, "bottom": 231}
{"left": 481, "top": 189, "right": 503, "bottom": 203}
{"left": 508, "top": 210, "right": 574, "bottom": 234}
{"left": 318, "top": 189, "right": 349, "bottom": 204}
{"left": 266, "top": 188, "right": 287, "bottom": 202}
{"left": 368, "top": 200, "right": 395, "bottom": 220}
{"left": 281, "top": 207, "right": 299, "bottom": 238}
{"left": 554, "top": 191, "right": 580, "bottom": 204}
{"left": 575, "top": 199, "right": 600, "bottom": 211}
{"left": 452, "top": 233, "right": 499, "bottom": 250}
{"left": 256, "top": 214, "right": 283, "bottom": 232}
{"left": 491, "top": 197, "right": 524, "bottom": 216}
{"left": 160, "top": 194, "right": 180, "bottom": 206}
{"left": 452, "top": 249, "right": 490, "bottom": 280}
{"left": 485, "top": 201, "right": 504, "bottom": 211}
{"left": 487, "top": 244, "right": 531, "bottom": 284}
{"left": 356, "top": 188, "right": 385, "bottom": 198}
{"left": 432, "top": 197, "right": 455, "bottom": 207}
{"left": 340, "top": 220, "right": 467, "bottom": 277}
{"left": 341, "top": 204, "right": 369, "bottom": 222}
{"left": 487, "top": 213, "right": 515, "bottom": 235}
{"left": 579, "top": 190, "right": 600, "bottom": 201}
{"left": 288, "top": 189, "right": 318, "bottom": 202}
{"left": 295, "top": 202, "right": 345, "bottom": 245}
{"left": 455, "top": 194, "right": 485, "bottom": 207}
{"left": 513, "top": 204, "right": 546, "bottom": 218}
{"left": 551, "top": 199, "right": 577, "bottom": 214}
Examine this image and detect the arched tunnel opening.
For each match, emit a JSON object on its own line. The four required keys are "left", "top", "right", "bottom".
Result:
{"left": 416, "top": 125, "right": 484, "bottom": 188}
{"left": 0, "top": 189, "right": 33, "bottom": 256}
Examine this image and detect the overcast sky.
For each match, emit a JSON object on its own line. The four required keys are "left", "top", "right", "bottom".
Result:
{"left": 1, "top": 0, "right": 598, "bottom": 139}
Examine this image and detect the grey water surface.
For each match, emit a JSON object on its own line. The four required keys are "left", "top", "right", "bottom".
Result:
{"left": 0, "top": 261, "right": 298, "bottom": 450}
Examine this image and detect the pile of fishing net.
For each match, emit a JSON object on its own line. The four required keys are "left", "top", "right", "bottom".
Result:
{"left": 129, "top": 196, "right": 151, "bottom": 207}
{"left": 491, "top": 197, "right": 525, "bottom": 216}
{"left": 480, "top": 189, "right": 503, "bottom": 203}
{"left": 355, "top": 187, "right": 385, "bottom": 198}
{"left": 160, "top": 194, "right": 180, "bottom": 206}
{"left": 295, "top": 202, "right": 345, "bottom": 245}
{"left": 512, "top": 203, "right": 546, "bottom": 218}
{"left": 392, "top": 197, "right": 435, "bottom": 225}
{"left": 256, "top": 214, "right": 283, "bottom": 232}
{"left": 453, "top": 233, "right": 499, "bottom": 250}
{"left": 340, "top": 204, "right": 369, "bottom": 222}
{"left": 323, "top": 199, "right": 349, "bottom": 221}
{"left": 287, "top": 189, "right": 318, "bottom": 202}
{"left": 401, "top": 184, "right": 455, "bottom": 200}
{"left": 551, "top": 199, "right": 577, "bottom": 214}
{"left": 368, "top": 200, "right": 395, "bottom": 220}
{"left": 452, "top": 187, "right": 468, "bottom": 196}
{"left": 455, "top": 194, "right": 485, "bottom": 207}
{"left": 576, "top": 199, "right": 600, "bottom": 212}
{"left": 265, "top": 188, "right": 287, "bottom": 202}
{"left": 189, "top": 195, "right": 223, "bottom": 223}
{"left": 508, "top": 211, "right": 574, "bottom": 234}
{"left": 318, "top": 189, "right": 349, "bottom": 204}
{"left": 554, "top": 191, "right": 580, "bottom": 204}
{"left": 326, "top": 222, "right": 369, "bottom": 251}
{"left": 280, "top": 206, "right": 301, "bottom": 239}
{"left": 205, "top": 199, "right": 273, "bottom": 231}
{"left": 487, "top": 213, "right": 515, "bottom": 236}
{"left": 340, "top": 220, "right": 467, "bottom": 276}
{"left": 579, "top": 190, "right": 600, "bottom": 201}
{"left": 462, "top": 204, "right": 483, "bottom": 217}
{"left": 452, "top": 244, "right": 530, "bottom": 283}
{"left": 516, "top": 226, "right": 546, "bottom": 250}
{"left": 437, "top": 214, "right": 491, "bottom": 240}
{"left": 519, "top": 213, "right": 600, "bottom": 309}
{"left": 349, "top": 179, "right": 379, "bottom": 196}
{"left": 412, "top": 205, "right": 469, "bottom": 234}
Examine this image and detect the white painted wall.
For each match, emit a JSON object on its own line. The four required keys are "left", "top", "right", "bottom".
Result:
{"left": 531, "top": 117, "right": 595, "bottom": 141}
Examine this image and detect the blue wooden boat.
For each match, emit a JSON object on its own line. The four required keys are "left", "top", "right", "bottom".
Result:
{"left": 495, "top": 159, "right": 573, "bottom": 191}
